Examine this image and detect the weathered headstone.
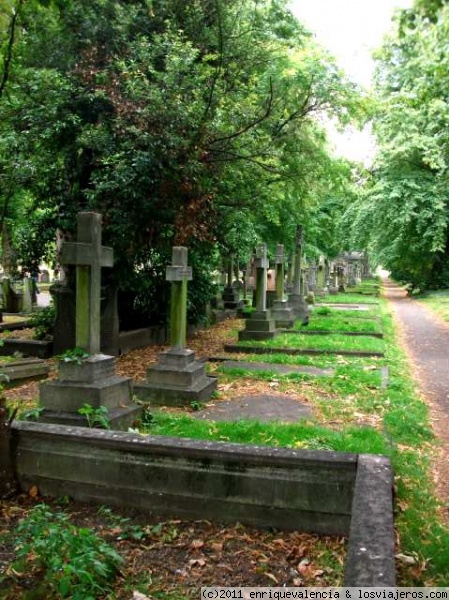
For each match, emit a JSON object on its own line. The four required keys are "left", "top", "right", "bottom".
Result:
{"left": 270, "top": 244, "right": 295, "bottom": 328}
{"left": 238, "top": 243, "right": 277, "bottom": 341}
{"left": 1, "top": 277, "right": 22, "bottom": 313}
{"left": 288, "top": 226, "right": 309, "bottom": 320}
{"left": 22, "top": 277, "right": 33, "bottom": 313}
{"left": 222, "top": 256, "right": 241, "bottom": 309}
{"left": 40, "top": 269, "right": 50, "bottom": 283}
{"left": 40, "top": 212, "right": 140, "bottom": 430}
{"left": 315, "top": 256, "right": 328, "bottom": 297}
{"left": 134, "top": 246, "right": 217, "bottom": 406}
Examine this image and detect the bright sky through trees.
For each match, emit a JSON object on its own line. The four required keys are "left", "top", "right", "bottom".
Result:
{"left": 288, "top": 0, "right": 413, "bottom": 163}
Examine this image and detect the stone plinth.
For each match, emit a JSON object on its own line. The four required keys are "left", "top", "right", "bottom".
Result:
{"left": 271, "top": 299, "right": 295, "bottom": 328}
{"left": 222, "top": 286, "right": 241, "bottom": 309}
{"left": 288, "top": 293, "right": 309, "bottom": 320}
{"left": 238, "top": 310, "right": 278, "bottom": 341}
{"left": 40, "top": 354, "right": 141, "bottom": 430}
{"left": 134, "top": 348, "right": 217, "bottom": 407}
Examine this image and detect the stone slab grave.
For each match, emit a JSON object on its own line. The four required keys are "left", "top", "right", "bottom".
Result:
{"left": 215, "top": 358, "right": 335, "bottom": 377}
{"left": 134, "top": 246, "right": 217, "bottom": 407}
{"left": 238, "top": 243, "right": 278, "bottom": 341}
{"left": 39, "top": 212, "right": 141, "bottom": 430}
{"left": 224, "top": 343, "right": 385, "bottom": 358}
{"left": 317, "top": 303, "right": 377, "bottom": 311}
{"left": 0, "top": 358, "right": 50, "bottom": 387}
{"left": 284, "top": 329, "right": 384, "bottom": 339}
{"left": 288, "top": 226, "right": 309, "bottom": 320}
{"left": 194, "top": 393, "right": 313, "bottom": 422}
{"left": 5, "top": 420, "right": 396, "bottom": 586}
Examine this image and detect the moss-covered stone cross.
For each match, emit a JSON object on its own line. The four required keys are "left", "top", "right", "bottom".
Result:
{"left": 166, "top": 246, "right": 193, "bottom": 349}
{"left": 60, "top": 212, "right": 113, "bottom": 354}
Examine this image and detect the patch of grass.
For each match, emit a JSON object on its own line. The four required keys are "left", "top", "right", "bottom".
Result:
{"left": 237, "top": 332, "right": 385, "bottom": 354}
{"left": 417, "top": 290, "right": 449, "bottom": 323}
{"left": 293, "top": 315, "right": 382, "bottom": 333}
{"left": 141, "top": 412, "right": 390, "bottom": 455}
{"left": 315, "top": 293, "right": 379, "bottom": 304}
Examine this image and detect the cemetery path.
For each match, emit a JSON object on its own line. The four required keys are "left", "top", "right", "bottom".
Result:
{"left": 384, "top": 279, "right": 449, "bottom": 522}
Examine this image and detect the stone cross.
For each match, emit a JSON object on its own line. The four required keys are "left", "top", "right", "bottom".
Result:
{"left": 60, "top": 212, "right": 113, "bottom": 355}
{"left": 292, "top": 226, "right": 304, "bottom": 295}
{"left": 166, "top": 246, "right": 193, "bottom": 349}
{"left": 275, "top": 244, "right": 285, "bottom": 301}
{"left": 254, "top": 243, "right": 269, "bottom": 312}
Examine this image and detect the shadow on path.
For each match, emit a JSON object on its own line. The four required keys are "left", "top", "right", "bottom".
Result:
{"left": 384, "top": 278, "right": 449, "bottom": 521}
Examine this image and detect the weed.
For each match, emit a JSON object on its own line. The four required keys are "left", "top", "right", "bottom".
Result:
{"left": 78, "top": 404, "right": 110, "bottom": 429}
{"left": 11, "top": 503, "right": 123, "bottom": 598}
{"left": 59, "top": 347, "right": 90, "bottom": 364}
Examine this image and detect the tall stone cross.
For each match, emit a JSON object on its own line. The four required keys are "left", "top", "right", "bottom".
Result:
{"left": 275, "top": 244, "right": 285, "bottom": 302}
{"left": 293, "top": 225, "right": 304, "bottom": 296}
{"left": 60, "top": 212, "right": 113, "bottom": 355}
{"left": 255, "top": 243, "right": 269, "bottom": 312}
{"left": 166, "top": 246, "right": 193, "bottom": 349}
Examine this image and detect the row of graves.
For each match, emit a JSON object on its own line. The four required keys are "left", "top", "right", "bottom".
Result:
{"left": 0, "top": 213, "right": 394, "bottom": 587}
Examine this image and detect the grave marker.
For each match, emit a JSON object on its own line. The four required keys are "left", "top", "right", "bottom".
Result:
{"left": 134, "top": 246, "right": 217, "bottom": 406}
{"left": 238, "top": 243, "right": 277, "bottom": 341}
{"left": 270, "top": 244, "right": 295, "bottom": 328}
{"left": 288, "top": 226, "right": 309, "bottom": 320}
{"left": 40, "top": 212, "right": 140, "bottom": 430}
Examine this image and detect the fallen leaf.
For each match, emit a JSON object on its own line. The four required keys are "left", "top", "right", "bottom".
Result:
{"left": 132, "top": 592, "right": 154, "bottom": 600}
{"left": 29, "top": 485, "right": 39, "bottom": 498}
{"left": 190, "top": 539, "right": 205, "bottom": 550}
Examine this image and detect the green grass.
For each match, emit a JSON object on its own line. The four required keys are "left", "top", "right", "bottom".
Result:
{"left": 417, "top": 289, "right": 449, "bottom": 323}
{"left": 142, "top": 412, "right": 390, "bottom": 454}
{"left": 316, "top": 293, "right": 379, "bottom": 304}
{"left": 293, "top": 314, "right": 382, "bottom": 333}
{"left": 236, "top": 331, "right": 385, "bottom": 354}
{"left": 312, "top": 306, "right": 379, "bottom": 319}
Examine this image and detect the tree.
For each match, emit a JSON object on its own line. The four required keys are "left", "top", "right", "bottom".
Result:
{"left": 0, "top": 0, "right": 364, "bottom": 321}
{"left": 351, "top": 0, "right": 449, "bottom": 288}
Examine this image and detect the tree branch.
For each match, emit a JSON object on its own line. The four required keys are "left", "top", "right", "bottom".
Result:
{"left": 0, "top": 0, "right": 24, "bottom": 100}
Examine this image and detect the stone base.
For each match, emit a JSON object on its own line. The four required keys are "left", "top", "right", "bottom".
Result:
{"left": 288, "top": 294, "right": 309, "bottom": 320}
{"left": 238, "top": 310, "right": 278, "bottom": 341}
{"left": 271, "top": 300, "right": 295, "bottom": 329}
{"left": 40, "top": 404, "right": 142, "bottom": 430}
{"left": 134, "top": 377, "right": 218, "bottom": 407}
{"left": 134, "top": 348, "right": 218, "bottom": 407}
{"left": 40, "top": 376, "right": 132, "bottom": 412}
{"left": 222, "top": 286, "right": 242, "bottom": 309}
{"left": 39, "top": 353, "right": 141, "bottom": 431}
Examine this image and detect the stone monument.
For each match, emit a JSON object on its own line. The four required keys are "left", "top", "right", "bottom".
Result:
{"left": 238, "top": 243, "right": 277, "bottom": 341}
{"left": 39, "top": 212, "right": 141, "bottom": 430}
{"left": 270, "top": 244, "right": 295, "bottom": 328}
{"left": 134, "top": 246, "right": 217, "bottom": 406}
{"left": 221, "top": 256, "right": 241, "bottom": 309}
{"left": 288, "top": 226, "right": 309, "bottom": 320}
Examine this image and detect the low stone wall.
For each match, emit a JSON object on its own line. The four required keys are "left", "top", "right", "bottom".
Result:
{"left": 9, "top": 422, "right": 395, "bottom": 585}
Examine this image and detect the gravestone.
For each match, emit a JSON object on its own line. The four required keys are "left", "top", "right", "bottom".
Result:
{"left": 288, "top": 226, "right": 309, "bottom": 320}
{"left": 134, "top": 246, "right": 217, "bottom": 406}
{"left": 40, "top": 269, "right": 50, "bottom": 283}
{"left": 238, "top": 243, "right": 277, "bottom": 341}
{"left": 22, "top": 277, "right": 33, "bottom": 313}
{"left": 40, "top": 212, "right": 140, "bottom": 430}
{"left": 221, "top": 256, "right": 241, "bottom": 309}
{"left": 1, "top": 277, "right": 22, "bottom": 313}
{"left": 270, "top": 244, "right": 295, "bottom": 328}
{"left": 315, "top": 256, "right": 328, "bottom": 297}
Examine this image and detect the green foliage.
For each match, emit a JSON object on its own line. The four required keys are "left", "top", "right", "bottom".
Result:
{"left": 0, "top": 0, "right": 365, "bottom": 324}
{"left": 59, "top": 347, "right": 90, "bottom": 364}
{"left": 29, "top": 305, "right": 55, "bottom": 340}
{"left": 78, "top": 404, "right": 110, "bottom": 429}
{"left": 12, "top": 503, "right": 123, "bottom": 598}
{"left": 353, "top": 2, "right": 449, "bottom": 288}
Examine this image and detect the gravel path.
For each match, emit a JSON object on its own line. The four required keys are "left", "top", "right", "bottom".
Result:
{"left": 384, "top": 279, "right": 449, "bottom": 522}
